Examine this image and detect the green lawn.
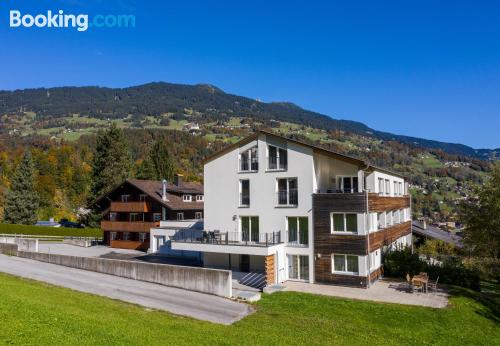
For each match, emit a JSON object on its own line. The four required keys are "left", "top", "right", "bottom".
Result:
{"left": 0, "top": 273, "right": 498, "bottom": 345}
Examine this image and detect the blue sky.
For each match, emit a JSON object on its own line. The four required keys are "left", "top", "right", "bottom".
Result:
{"left": 1, "top": 1, "right": 499, "bottom": 149}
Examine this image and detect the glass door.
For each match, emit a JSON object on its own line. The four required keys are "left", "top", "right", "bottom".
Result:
{"left": 288, "top": 255, "right": 309, "bottom": 281}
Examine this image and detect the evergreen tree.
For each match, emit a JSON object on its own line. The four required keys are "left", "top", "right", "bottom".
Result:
{"left": 460, "top": 162, "right": 500, "bottom": 257}
{"left": 136, "top": 155, "right": 156, "bottom": 180}
{"left": 90, "top": 124, "right": 132, "bottom": 199}
{"left": 150, "top": 138, "right": 175, "bottom": 181}
{"left": 3, "top": 150, "right": 39, "bottom": 224}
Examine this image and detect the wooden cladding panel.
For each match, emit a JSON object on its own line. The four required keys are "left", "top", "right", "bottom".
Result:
{"left": 368, "top": 193, "right": 410, "bottom": 212}
{"left": 369, "top": 267, "right": 383, "bottom": 283}
{"left": 101, "top": 221, "right": 159, "bottom": 233}
{"left": 313, "top": 193, "right": 366, "bottom": 213}
{"left": 265, "top": 254, "right": 275, "bottom": 285}
{"left": 110, "top": 202, "right": 151, "bottom": 213}
{"left": 369, "top": 221, "right": 411, "bottom": 252}
{"left": 110, "top": 240, "right": 148, "bottom": 251}
{"left": 314, "top": 256, "right": 368, "bottom": 287}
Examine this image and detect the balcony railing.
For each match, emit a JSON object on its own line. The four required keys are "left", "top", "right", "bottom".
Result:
{"left": 276, "top": 189, "right": 298, "bottom": 206}
{"left": 110, "top": 201, "right": 151, "bottom": 213}
{"left": 172, "top": 230, "right": 283, "bottom": 247}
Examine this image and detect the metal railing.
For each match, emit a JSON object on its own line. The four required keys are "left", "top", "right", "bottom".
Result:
{"left": 276, "top": 189, "right": 298, "bottom": 206}
{"left": 172, "top": 230, "right": 283, "bottom": 247}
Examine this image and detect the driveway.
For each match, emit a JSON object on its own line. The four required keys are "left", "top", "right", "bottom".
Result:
{"left": 0, "top": 254, "right": 253, "bottom": 324}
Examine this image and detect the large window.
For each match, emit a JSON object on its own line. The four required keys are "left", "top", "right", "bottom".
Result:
{"left": 287, "top": 217, "right": 308, "bottom": 246}
{"left": 268, "top": 145, "right": 287, "bottom": 170}
{"left": 332, "top": 254, "right": 359, "bottom": 274}
{"left": 337, "top": 176, "right": 359, "bottom": 193}
{"left": 241, "top": 216, "right": 259, "bottom": 242}
{"left": 385, "top": 179, "right": 391, "bottom": 195}
{"left": 277, "top": 178, "right": 298, "bottom": 206}
{"left": 240, "top": 146, "right": 258, "bottom": 172}
{"left": 331, "top": 213, "right": 358, "bottom": 233}
{"left": 240, "top": 179, "right": 250, "bottom": 207}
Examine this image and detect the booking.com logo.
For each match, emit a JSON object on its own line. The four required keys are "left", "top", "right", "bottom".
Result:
{"left": 9, "top": 10, "right": 135, "bottom": 32}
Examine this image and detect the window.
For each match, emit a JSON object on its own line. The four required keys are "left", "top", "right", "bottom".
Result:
{"left": 139, "top": 194, "right": 147, "bottom": 202}
{"left": 239, "top": 146, "right": 258, "bottom": 172}
{"left": 110, "top": 232, "right": 117, "bottom": 241}
{"left": 394, "top": 181, "right": 399, "bottom": 196}
{"left": 393, "top": 210, "right": 400, "bottom": 224}
{"left": 385, "top": 179, "right": 390, "bottom": 195}
{"left": 240, "top": 179, "right": 250, "bottom": 207}
{"left": 370, "top": 250, "right": 380, "bottom": 271}
{"left": 196, "top": 195, "right": 204, "bottom": 202}
{"left": 241, "top": 216, "right": 259, "bottom": 242}
{"left": 153, "top": 213, "right": 162, "bottom": 222}
{"left": 337, "top": 176, "right": 359, "bottom": 193}
{"left": 331, "top": 213, "right": 358, "bottom": 233}
{"left": 332, "top": 254, "right": 359, "bottom": 274}
{"left": 378, "top": 178, "right": 385, "bottom": 195}
{"left": 287, "top": 217, "right": 308, "bottom": 246}
{"left": 387, "top": 211, "right": 393, "bottom": 226}
{"left": 277, "top": 178, "right": 298, "bottom": 206}
{"left": 109, "top": 212, "right": 117, "bottom": 221}
{"left": 288, "top": 255, "right": 309, "bottom": 281}
{"left": 182, "top": 195, "right": 192, "bottom": 202}
{"left": 268, "top": 145, "right": 287, "bottom": 170}
{"left": 399, "top": 182, "right": 403, "bottom": 196}
{"left": 122, "top": 232, "right": 130, "bottom": 241}
{"left": 177, "top": 212, "right": 184, "bottom": 221}
{"left": 121, "top": 194, "right": 131, "bottom": 202}
{"left": 139, "top": 233, "right": 147, "bottom": 242}
{"left": 129, "top": 213, "right": 139, "bottom": 222}
{"left": 195, "top": 211, "right": 203, "bottom": 219}
{"left": 377, "top": 212, "right": 385, "bottom": 229}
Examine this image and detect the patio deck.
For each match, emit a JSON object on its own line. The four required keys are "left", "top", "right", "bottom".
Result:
{"left": 283, "top": 279, "right": 449, "bottom": 308}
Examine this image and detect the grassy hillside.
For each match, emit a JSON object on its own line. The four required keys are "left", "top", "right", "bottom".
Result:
{"left": 0, "top": 273, "right": 498, "bottom": 345}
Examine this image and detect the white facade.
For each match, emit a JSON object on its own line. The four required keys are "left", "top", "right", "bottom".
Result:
{"left": 177, "top": 132, "right": 412, "bottom": 286}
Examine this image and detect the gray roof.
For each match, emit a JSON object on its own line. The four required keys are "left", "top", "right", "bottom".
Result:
{"left": 412, "top": 221, "right": 463, "bottom": 248}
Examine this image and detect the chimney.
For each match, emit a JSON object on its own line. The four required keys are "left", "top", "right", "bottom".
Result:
{"left": 162, "top": 179, "right": 168, "bottom": 201}
{"left": 174, "top": 173, "right": 183, "bottom": 187}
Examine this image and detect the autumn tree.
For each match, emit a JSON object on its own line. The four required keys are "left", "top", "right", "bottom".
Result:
{"left": 3, "top": 150, "right": 39, "bottom": 224}
{"left": 90, "top": 124, "right": 132, "bottom": 200}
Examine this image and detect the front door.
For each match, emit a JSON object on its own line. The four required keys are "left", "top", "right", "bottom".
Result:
{"left": 240, "top": 255, "right": 250, "bottom": 272}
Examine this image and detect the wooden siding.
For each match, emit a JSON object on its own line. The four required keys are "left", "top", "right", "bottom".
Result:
{"left": 369, "top": 221, "right": 411, "bottom": 252}
{"left": 369, "top": 267, "right": 383, "bottom": 283}
{"left": 110, "top": 240, "right": 148, "bottom": 251}
{"left": 265, "top": 254, "right": 275, "bottom": 285}
{"left": 314, "top": 256, "right": 368, "bottom": 287}
{"left": 313, "top": 193, "right": 366, "bottom": 213}
{"left": 101, "top": 221, "right": 159, "bottom": 233}
{"left": 368, "top": 193, "right": 410, "bottom": 212}
{"left": 110, "top": 201, "right": 151, "bottom": 213}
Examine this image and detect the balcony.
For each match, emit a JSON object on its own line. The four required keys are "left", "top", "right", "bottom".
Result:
{"left": 101, "top": 221, "right": 159, "bottom": 232}
{"left": 312, "top": 192, "right": 366, "bottom": 213}
{"left": 110, "top": 201, "right": 151, "bottom": 213}
{"left": 368, "top": 193, "right": 411, "bottom": 212}
{"left": 171, "top": 230, "right": 283, "bottom": 256}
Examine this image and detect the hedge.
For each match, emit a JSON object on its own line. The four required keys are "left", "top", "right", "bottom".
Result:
{"left": 384, "top": 247, "right": 481, "bottom": 291}
{"left": 0, "top": 223, "right": 102, "bottom": 238}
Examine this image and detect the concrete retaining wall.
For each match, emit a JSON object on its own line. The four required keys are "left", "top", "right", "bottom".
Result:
{"left": 0, "top": 237, "right": 38, "bottom": 252}
{"left": 0, "top": 242, "right": 18, "bottom": 255}
{"left": 63, "top": 239, "right": 92, "bottom": 248}
{"left": 17, "top": 251, "right": 232, "bottom": 297}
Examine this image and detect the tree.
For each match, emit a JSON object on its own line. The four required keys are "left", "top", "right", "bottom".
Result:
{"left": 150, "top": 138, "right": 175, "bottom": 181}
{"left": 136, "top": 156, "right": 156, "bottom": 180}
{"left": 90, "top": 124, "right": 132, "bottom": 200}
{"left": 460, "top": 163, "right": 500, "bottom": 257}
{"left": 3, "top": 150, "right": 39, "bottom": 224}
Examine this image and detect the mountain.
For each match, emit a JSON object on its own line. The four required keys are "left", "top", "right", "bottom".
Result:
{"left": 0, "top": 82, "right": 497, "bottom": 159}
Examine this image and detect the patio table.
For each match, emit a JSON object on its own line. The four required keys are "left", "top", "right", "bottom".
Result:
{"left": 412, "top": 275, "right": 428, "bottom": 293}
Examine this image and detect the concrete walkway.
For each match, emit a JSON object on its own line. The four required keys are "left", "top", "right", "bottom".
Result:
{"left": 38, "top": 243, "right": 144, "bottom": 258}
{"left": 0, "top": 254, "right": 253, "bottom": 324}
{"left": 283, "top": 280, "right": 449, "bottom": 308}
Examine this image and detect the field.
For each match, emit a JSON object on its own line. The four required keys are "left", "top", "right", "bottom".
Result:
{"left": 0, "top": 273, "right": 498, "bottom": 345}
{"left": 0, "top": 223, "right": 102, "bottom": 238}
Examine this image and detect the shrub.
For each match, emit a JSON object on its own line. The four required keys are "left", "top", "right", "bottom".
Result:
{"left": 383, "top": 248, "right": 481, "bottom": 291}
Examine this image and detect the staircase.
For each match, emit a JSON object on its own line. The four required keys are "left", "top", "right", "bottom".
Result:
{"left": 234, "top": 272, "right": 267, "bottom": 290}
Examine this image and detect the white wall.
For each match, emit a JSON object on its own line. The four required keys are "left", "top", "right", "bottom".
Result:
{"left": 366, "top": 171, "right": 406, "bottom": 196}
{"left": 313, "top": 153, "right": 360, "bottom": 193}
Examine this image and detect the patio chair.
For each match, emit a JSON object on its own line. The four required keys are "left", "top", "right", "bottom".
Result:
{"left": 406, "top": 273, "right": 414, "bottom": 292}
{"left": 428, "top": 276, "right": 439, "bottom": 292}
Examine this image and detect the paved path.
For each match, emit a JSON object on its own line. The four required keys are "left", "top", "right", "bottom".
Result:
{"left": 284, "top": 280, "right": 449, "bottom": 308}
{"left": 0, "top": 254, "right": 253, "bottom": 324}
